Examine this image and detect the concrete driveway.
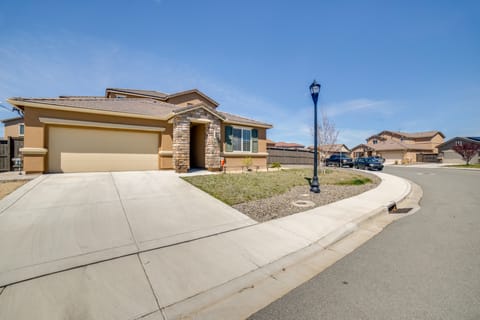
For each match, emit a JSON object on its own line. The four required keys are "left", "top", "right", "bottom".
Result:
{"left": 0, "top": 171, "right": 255, "bottom": 287}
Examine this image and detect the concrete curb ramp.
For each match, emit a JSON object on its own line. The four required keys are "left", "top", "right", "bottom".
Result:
{"left": 0, "top": 172, "right": 411, "bottom": 320}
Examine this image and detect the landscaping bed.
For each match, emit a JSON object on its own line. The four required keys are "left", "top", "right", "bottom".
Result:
{"left": 0, "top": 180, "right": 28, "bottom": 200}
{"left": 182, "top": 168, "right": 380, "bottom": 222}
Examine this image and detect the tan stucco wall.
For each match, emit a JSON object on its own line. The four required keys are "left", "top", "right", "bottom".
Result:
{"left": 22, "top": 107, "right": 172, "bottom": 173}
{"left": 223, "top": 156, "right": 267, "bottom": 171}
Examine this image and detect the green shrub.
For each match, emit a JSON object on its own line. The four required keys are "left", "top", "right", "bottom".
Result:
{"left": 270, "top": 162, "right": 282, "bottom": 169}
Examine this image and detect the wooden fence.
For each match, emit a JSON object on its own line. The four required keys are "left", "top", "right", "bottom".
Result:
{"left": 267, "top": 147, "right": 315, "bottom": 165}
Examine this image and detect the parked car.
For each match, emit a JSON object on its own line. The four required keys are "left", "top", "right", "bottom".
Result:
{"left": 371, "top": 155, "right": 385, "bottom": 163}
{"left": 325, "top": 154, "right": 354, "bottom": 167}
{"left": 354, "top": 157, "right": 384, "bottom": 171}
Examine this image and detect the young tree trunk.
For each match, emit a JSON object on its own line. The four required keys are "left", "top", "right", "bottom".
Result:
{"left": 311, "top": 110, "right": 339, "bottom": 174}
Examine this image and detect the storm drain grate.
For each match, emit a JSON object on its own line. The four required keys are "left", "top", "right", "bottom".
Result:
{"left": 390, "top": 207, "right": 413, "bottom": 214}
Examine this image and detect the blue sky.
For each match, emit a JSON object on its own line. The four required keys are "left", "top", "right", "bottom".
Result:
{"left": 0, "top": 0, "right": 478, "bottom": 147}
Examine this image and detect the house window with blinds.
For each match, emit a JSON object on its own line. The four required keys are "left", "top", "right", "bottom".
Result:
{"left": 225, "top": 126, "right": 258, "bottom": 153}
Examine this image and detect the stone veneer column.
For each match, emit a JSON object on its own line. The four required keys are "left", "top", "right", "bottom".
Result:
{"left": 172, "top": 116, "right": 190, "bottom": 173}
{"left": 205, "top": 118, "right": 221, "bottom": 170}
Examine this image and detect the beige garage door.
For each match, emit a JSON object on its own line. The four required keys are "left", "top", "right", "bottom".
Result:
{"left": 48, "top": 126, "right": 159, "bottom": 173}
{"left": 381, "top": 151, "right": 404, "bottom": 164}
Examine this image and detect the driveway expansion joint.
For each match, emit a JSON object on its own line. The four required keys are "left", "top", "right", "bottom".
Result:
{"left": 110, "top": 172, "right": 141, "bottom": 252}
{"left": 136, "top": 255, "right": 163, "bottom": 317}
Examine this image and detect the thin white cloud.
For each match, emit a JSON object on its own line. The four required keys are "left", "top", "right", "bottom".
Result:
{"left": 336, "top": 128, "right": 377, "bottom": 148}
{"left": 323, "top": 98, "right": 393, "bottom": 117}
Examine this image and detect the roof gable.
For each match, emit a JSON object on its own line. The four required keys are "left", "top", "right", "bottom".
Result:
{"left": 437, "top": 136, "right": 480, "bottom": 149}
{"left": 367, "top": 130, "right": 445, "bottom": 141}
{"left": 105, "top": 88, "right": 219, "bottom": 107}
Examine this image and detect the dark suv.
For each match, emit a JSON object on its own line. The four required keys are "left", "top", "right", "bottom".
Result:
{"left": 354, "top": 157, "right": 384, "bottom": 171}
{"left": 325, "top": 154, "right": 354, "bottom": 167}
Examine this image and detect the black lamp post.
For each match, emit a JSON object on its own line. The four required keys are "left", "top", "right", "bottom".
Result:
{"left": 309, "top": 80, "right": 321, "bottom": 193}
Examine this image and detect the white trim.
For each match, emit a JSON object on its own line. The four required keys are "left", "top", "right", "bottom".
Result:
{"left": 231, "top": 126, "right": 253, "bottom": 152}
{"left": 20, "top": 147, "right": 48, "bottom": 155}
{"left": 159, "top": 150, "right": 173, "bottom": 156}
{"left": 39, "top": 117, "right": 165, "bottom": 132}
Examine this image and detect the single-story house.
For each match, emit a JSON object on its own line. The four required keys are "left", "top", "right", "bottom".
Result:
{"left": 7, "top": 88, "right": 272, "bottom": 174}
{"left": 436, "top": 136, "right": 480, "bottom": 164}
{"left": 351, "top": 130, "right": 445, "bottom": 164}
{"left": 317, "top": 144, "right": 351, "bottom": 160}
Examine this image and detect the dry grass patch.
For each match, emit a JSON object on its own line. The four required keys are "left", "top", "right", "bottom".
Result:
{"left": 0, "top": 180, "right": 28, "bottom": 200}
{"left": 182, "top": 168, "right": 375, "bottom": 206}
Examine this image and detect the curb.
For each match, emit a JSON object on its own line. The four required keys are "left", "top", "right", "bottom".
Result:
{"left": 161, "top": 172, "right": 416, "bottom": 319}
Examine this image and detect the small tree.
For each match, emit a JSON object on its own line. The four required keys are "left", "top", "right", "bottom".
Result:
{"left": 311, "top": 110, "right": 340, "bottom": 174}
{"left": 452, "top": 142, "right": 480, "bottom": 165}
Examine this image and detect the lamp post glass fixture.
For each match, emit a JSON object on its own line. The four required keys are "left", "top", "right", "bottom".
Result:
{"left": 309, "top": 80, "right": 321, "bottom": 193}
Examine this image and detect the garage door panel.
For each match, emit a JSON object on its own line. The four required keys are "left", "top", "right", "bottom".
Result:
{"left": 49, "top": 126, "right": 159, "bottom": 173}
{"left": 59, "top": 153, "right": 159, "bottom": 172}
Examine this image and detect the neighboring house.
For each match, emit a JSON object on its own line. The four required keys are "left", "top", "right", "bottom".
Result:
{"left": 2, "top": 116, "right": 24, "bottom": 138}
{"left": 351, "top": 130, "right": 445, "bottom": 164}
{"left": 436, "top": 137, "right": 480, "bottom": 164}
{"left": 8, "top": 88, "right": 272, "bottom": 174}
{"left": 316, "top": 144, "right": 351, "bottom": 161}
{"left": 0, "top": 116, "right": 25, "bottom": 171}
{"left": 274, "top": 142, "right": 305, "bottom": 149}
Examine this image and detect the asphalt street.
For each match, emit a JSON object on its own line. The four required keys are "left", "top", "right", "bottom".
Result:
{"left": 250, "top": 167, "right": 480, "bottom": 320}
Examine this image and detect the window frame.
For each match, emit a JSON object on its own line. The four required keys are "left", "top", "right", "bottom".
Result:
{"left": 231, "top": 126, "right": 253, "bottom": 153}
{"left": 19, "top": 123, "right": 25, "bottom": 136}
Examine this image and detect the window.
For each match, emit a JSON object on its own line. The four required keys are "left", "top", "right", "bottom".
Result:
{"left": 373, "top": 139, "right": 378, "bottom": 144}
{"left": 225, "top": 126, "right": 258, "bottom": 153}
{"left": 19, "top": 124, "right": 25, "bottom": 136}
{"left": 232, "top": 127, "right": 251, "bottom": 152}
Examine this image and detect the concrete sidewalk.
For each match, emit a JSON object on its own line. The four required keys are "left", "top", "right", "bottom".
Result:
{"left": 0, "top": 171, "right": 412, "bottom": 320}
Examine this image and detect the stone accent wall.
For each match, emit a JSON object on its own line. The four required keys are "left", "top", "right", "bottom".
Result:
{"left": 205, "top": 117, "right": 221, "bottom": 170}
{"left": 172, "top": 107, "right": 221, "bottom": 173}
{"left": 172, "top": 117, "right": 191, "bottom": 173}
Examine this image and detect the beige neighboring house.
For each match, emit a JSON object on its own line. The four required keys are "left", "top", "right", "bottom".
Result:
{"left": 2, "top": 116, "right": 24, "bottom": 138}
{"left": 8, "top": 88, "right": 272, "bottom": 174}
{"left": 351, "top": 130, "right": 445, "bottom": 164}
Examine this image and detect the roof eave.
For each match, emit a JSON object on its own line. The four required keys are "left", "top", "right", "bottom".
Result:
{"left": 7, "top": 98, "right": 169, "bottom": 121}
{"left": 223, "top": 120, "right": 273, "bottom": 129}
